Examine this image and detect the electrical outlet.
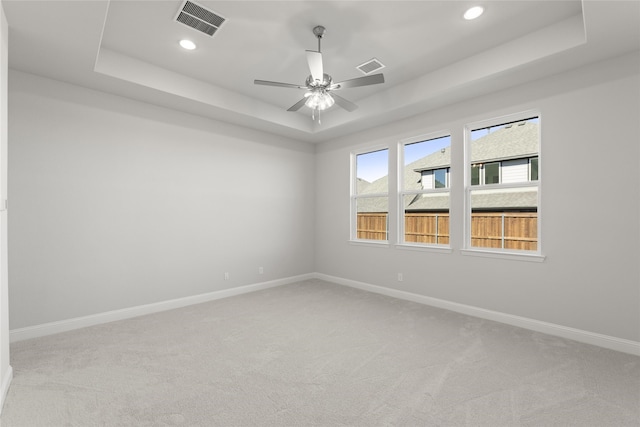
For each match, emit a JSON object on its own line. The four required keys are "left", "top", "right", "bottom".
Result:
{"left": 259, "top": 267, "right": 264, "bottom": 274}
{"left": 224, "top": 272, "right": 229, "bottom": 280}
{"left": 397, "top": 273, "right": 403, "bottom": 282}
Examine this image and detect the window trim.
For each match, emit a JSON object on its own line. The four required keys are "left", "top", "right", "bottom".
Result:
{"left": 350, "top": 145, "right": 390, "bottom": 243}
{"left": 464, "top": 110, "right": 543, "bottom": 257}
{"left": 397, "top": 131, "right": 452, "bottom": 250}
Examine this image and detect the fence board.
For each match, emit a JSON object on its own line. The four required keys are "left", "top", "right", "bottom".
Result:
{"left": 357, "top": 213, "right": 387, "bottom": 240}
{"left": 404, "top": 213, "right": 450, "bottom": 244}
{"left": 357, "top": 212, "right": 536, "bottom": 250}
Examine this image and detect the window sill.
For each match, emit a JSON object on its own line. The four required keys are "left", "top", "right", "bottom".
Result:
{"left": 460, "top": 249, "right": 546, "bottom": 262}
{"left": 395, "top": 244, "right": 452, "bottom": 254}
{"left": 349, "top": 240, "right": 390, "bottom": 248}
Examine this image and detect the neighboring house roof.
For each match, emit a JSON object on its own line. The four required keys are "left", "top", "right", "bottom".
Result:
{"left": 403, "top": 193, "right": 449, "bottom": 211}
{"left": 356, "top": 196, "right": 389, "bottom": 213}
{"left": 357, "top": 174, "right": 389, "bottom": 196}
{"left": 356, "top": 122, "right": 539, "bottom": 213}
{"left": 358, "top": 188, "right": 537, "bottom": 213}
{"left": 356, "top": 178, "right": 370, "bottom": 194}
{"left": 469, "top": 187, "right": 538, "bottom": 210}
{"left": 410, "top": 148, "right": 450, "bottom": 174}
{"left": 412, "top": 121, "right": 539, "bottom": 173}
{"left": 470, "top": 121, "right": 538, "bottom": 164}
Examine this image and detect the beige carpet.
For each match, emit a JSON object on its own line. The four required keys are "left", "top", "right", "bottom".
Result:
{"left": 2, "top": 279, "right": 639, "bottom": 426}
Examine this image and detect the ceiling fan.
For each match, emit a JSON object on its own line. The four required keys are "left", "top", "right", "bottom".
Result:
{"left": 254, "top": 25, "right": 385, "bottom": 122}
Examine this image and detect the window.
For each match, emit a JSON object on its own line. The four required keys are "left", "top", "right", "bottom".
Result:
{"left": 471, "top": 164, "right": 480, "bottom": 185}
{"left": 434, "top": 168, "right": 448, "bottom": 188}
{"left": 484, "top": 162, "right": 500, "bottom": 184}
{"left": 399, "top": 134, "right": 451, "bottom": 246}
{"left": 465, "top": 115, "right": 540, "bottom": 253}
{"left": 420, "top": 168, "right": 449, "bottom": 189}
{"left": 351, "top": 148, "right": 389, "bottom": 242}
{"left": 471, "top": 158, "right": 538, "bottom": 185}
{"left": 530, "top": 157, "right": 539, "bottom": 181}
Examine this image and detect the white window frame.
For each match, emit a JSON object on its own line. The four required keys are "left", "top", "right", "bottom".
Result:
{"left": 397, "top": 132, "right": 452, "bottom": 252}
{"left": 350, "top": 146, "right": 390, "bottom": 245}
{"left": 462, "top": 111, "right": 545, "bottom": 262}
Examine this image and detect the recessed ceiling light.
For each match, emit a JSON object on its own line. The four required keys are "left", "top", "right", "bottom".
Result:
{"left": 179, "top": 39, "right": 196, "bottom": 50}
{"left": 464, "top": 6, "right": 484, "bottom": 20}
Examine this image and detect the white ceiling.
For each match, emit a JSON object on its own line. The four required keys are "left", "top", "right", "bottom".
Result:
{"left": 3, "top": 1, "right": 639, "bottom": 143}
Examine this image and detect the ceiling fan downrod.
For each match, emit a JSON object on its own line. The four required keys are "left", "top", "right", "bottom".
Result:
{"left": 313, "top": 25, "right": 326, "bottom": 53}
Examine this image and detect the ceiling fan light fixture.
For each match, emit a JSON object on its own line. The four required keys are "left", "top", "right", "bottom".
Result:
{"left": 305, "top": 91, "right": 334, "bottom": 111}
{"left": 464, "top": 6, "right": 484, "bottom": 20}
{"left": 179, "top": 39, "right": 197, "bottom": 50}
{"left": 254, "top": 24, "right": 385, "bottom": 120}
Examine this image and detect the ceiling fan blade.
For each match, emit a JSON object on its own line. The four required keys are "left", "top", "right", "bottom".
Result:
{"left": 254, "top": 80, "right": 306, "bottom": 89}
{"left": 331, "top": 73, "right": 385, "bottom": 89}
{"left": 306, "top": 50, "right": 324, "bottom": 83}
{"left": 287, "top": 97, "right": 309, "bottom": 112}
{"left": 330, "top": 93, "right": 358, "bottom": 112}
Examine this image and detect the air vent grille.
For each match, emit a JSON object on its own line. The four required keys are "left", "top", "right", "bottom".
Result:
{"left": 175, "top": 1, "right": 226, "bottom": 37}
{"left": 357, "top": 58, "right": 385, "bottom": 75}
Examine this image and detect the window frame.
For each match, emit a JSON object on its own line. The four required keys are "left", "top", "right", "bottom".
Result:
{"left": 462, "top": 111, "right": 544, "bottom": 261}
{"left": 397, "top": 131, "right": 453, "bottom": 252}
{"left": 350, "top": 146, "right": 390, "bottom": 245}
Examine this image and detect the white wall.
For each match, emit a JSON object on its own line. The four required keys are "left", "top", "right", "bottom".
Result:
{"left": 0, "top": 1, "right": 11, "bottom": 412}
{"left": 315, "top": 52, "right": 640, "bottom": 343}
{"left": 8, "top": 71, "right": 315, "bottom": 330}
{"left": 6, "top": 50, "right": 640, "bottom": 349}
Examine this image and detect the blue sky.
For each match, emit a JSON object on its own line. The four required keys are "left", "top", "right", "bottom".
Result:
{"left": 357, "top": 135, "right": 450, "bottom": 182}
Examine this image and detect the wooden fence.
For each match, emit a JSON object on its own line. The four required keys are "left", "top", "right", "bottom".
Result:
{"left": 470, "top": 212, "right": 537, "bottom": 251}
{"left": 405, "top": 213, "right": 450, "bottom": 245}
{"left": 357, "top": 212, "right": 537, "bottom": 251}
{"left": 357, "top": 213, "right": 388, "bottom": 240}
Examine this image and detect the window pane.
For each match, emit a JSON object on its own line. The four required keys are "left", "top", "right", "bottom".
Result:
{"left": 530, "top": 157, "right": 539, "bottom": 181}
{"left": 484, "top": 162, "right": 500, "bottom": 184}
{"left": 402, "top": 136, "right": 450, "bottom": 191}
{"left": 434, "top": 168, "right": 447, "bottom": 188}
{"left": 356, "top": 149, "right": 388, "bottom": 195}
{"left": 471, "top": 164, "right": 480, "bottom": 185}
{"left": 470, "top": 187, "right": 538, "bottom": 251}
{"left": 356, "top": 197, "right": 388, "bottom": 240}
{"left": 403, "top": 194, "right": 449, "bottom": 245}
{"left": 470, "top": 117, "right": 539, "bottom": 185}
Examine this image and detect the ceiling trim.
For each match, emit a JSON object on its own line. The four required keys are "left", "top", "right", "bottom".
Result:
{"left": 94, "top": 8, "right": 585, "bottom": 141}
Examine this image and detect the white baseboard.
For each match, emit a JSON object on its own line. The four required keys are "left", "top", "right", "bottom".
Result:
{"left": 10, "top": 272, "right": 640, "bottom": 356}
{"left": 0, "top": 365, "right": 12, "bottom": 415}
{"left": 10, "top": 273, "right": 315, "bottom": 343}
{"left": 314, "top": 273, "right": 640, "bottom": 356}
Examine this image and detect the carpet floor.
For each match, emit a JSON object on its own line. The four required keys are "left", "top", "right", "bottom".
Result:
{"left": 1, "top": 279, "right": 639, "bottom": 426}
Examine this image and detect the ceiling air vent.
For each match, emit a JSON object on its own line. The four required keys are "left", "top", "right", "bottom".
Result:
{"left": 175, "top": 0, "right": 226, "bottom": 37}
{"left": 356, "top": 58, "right": 385, "bottom": 75}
